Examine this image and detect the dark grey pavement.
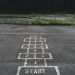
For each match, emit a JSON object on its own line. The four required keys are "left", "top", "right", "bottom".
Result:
{"left": 0, "top": 24, "right": 75, "bottom": 75}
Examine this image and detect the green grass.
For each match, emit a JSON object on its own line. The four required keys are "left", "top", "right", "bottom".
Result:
{"left": 0, "top": 14, "right": 75, "bottom": 25}
{"left": 31, "top": 19, "right": 75, "bottom": 25}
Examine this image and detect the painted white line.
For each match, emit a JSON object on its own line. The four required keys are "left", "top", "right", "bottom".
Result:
{"left": 41, "top": 46, "right": 44, "bottom": 54}
{"left": 34, "top": 36, "right": 36, "bottom": 49}
{"left": 55, "top": 66, "right": 60, "bottom": 75}
{"left": 18, "top": 58, "right": 53, "bottom": 59}
{"left": 35, "top": 61, "right": 37, "bottom": 65}
{"left": 26, "top": 48, "right": 29, "bottom": 57}
{"left": 17, "top": 53, "right": 53, "bottom": 54}
{"left": 16, "top": 67, "right": 21, "bottom": 75}
{"left": 21, "top": 44, "right": 48, "bottom": 45}
{"left": 24, "top": 41, "right": 41, "bottom": 42}
{"left": 46, "top": 44, "right": 48, "bottom": 49}
{"left": 42, "top": 49, "right": 45, "bottom": 57}
{"left": 24, "top": 59, "right": 27, "bottom": 66}
{"left": 17, "top": 53, "right": 21, "bottom": 59}
{"left": 21, "top": 46, "right": 48, "bottom": 49}
{"left": 17, "top": 65, "right": 59, "bottom": 68}
{"left": 26, "top": 36, "right": 31, "bottom": 57}
{"left": 40, "top": 37, "right": 45, "bottom": 56}
{"left": 44, "top": 59, "right": 47, "bottom": 66}
{"left": 23, "top": 38, "right": 26, "bottom": 42}
{"left": 49, "top": 53, "right": 53, "bottom": 59}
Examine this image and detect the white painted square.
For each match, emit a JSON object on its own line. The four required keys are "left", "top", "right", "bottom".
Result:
{"left": 16, "top": 66, "right": 60, "bottom": 75}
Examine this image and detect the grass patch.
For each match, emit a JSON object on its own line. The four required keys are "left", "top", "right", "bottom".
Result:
{"left": 31, "top": 19, "right": 75, "bottom": 25}
{"left": 0, "top": 14, "right": 74, "bottom": 25}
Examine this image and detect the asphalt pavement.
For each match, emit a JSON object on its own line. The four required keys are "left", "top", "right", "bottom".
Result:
{"left": 0, "top": 24, "right": 75, "bottom": 75}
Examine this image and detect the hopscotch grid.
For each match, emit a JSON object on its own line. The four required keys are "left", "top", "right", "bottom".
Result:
{"left": 17, "top": 36, "right": 60, "bottom": 75}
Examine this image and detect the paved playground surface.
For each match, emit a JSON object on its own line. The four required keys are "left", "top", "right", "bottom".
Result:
{"left": 0, "top": 25, "right": 75, "bottom": 75}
